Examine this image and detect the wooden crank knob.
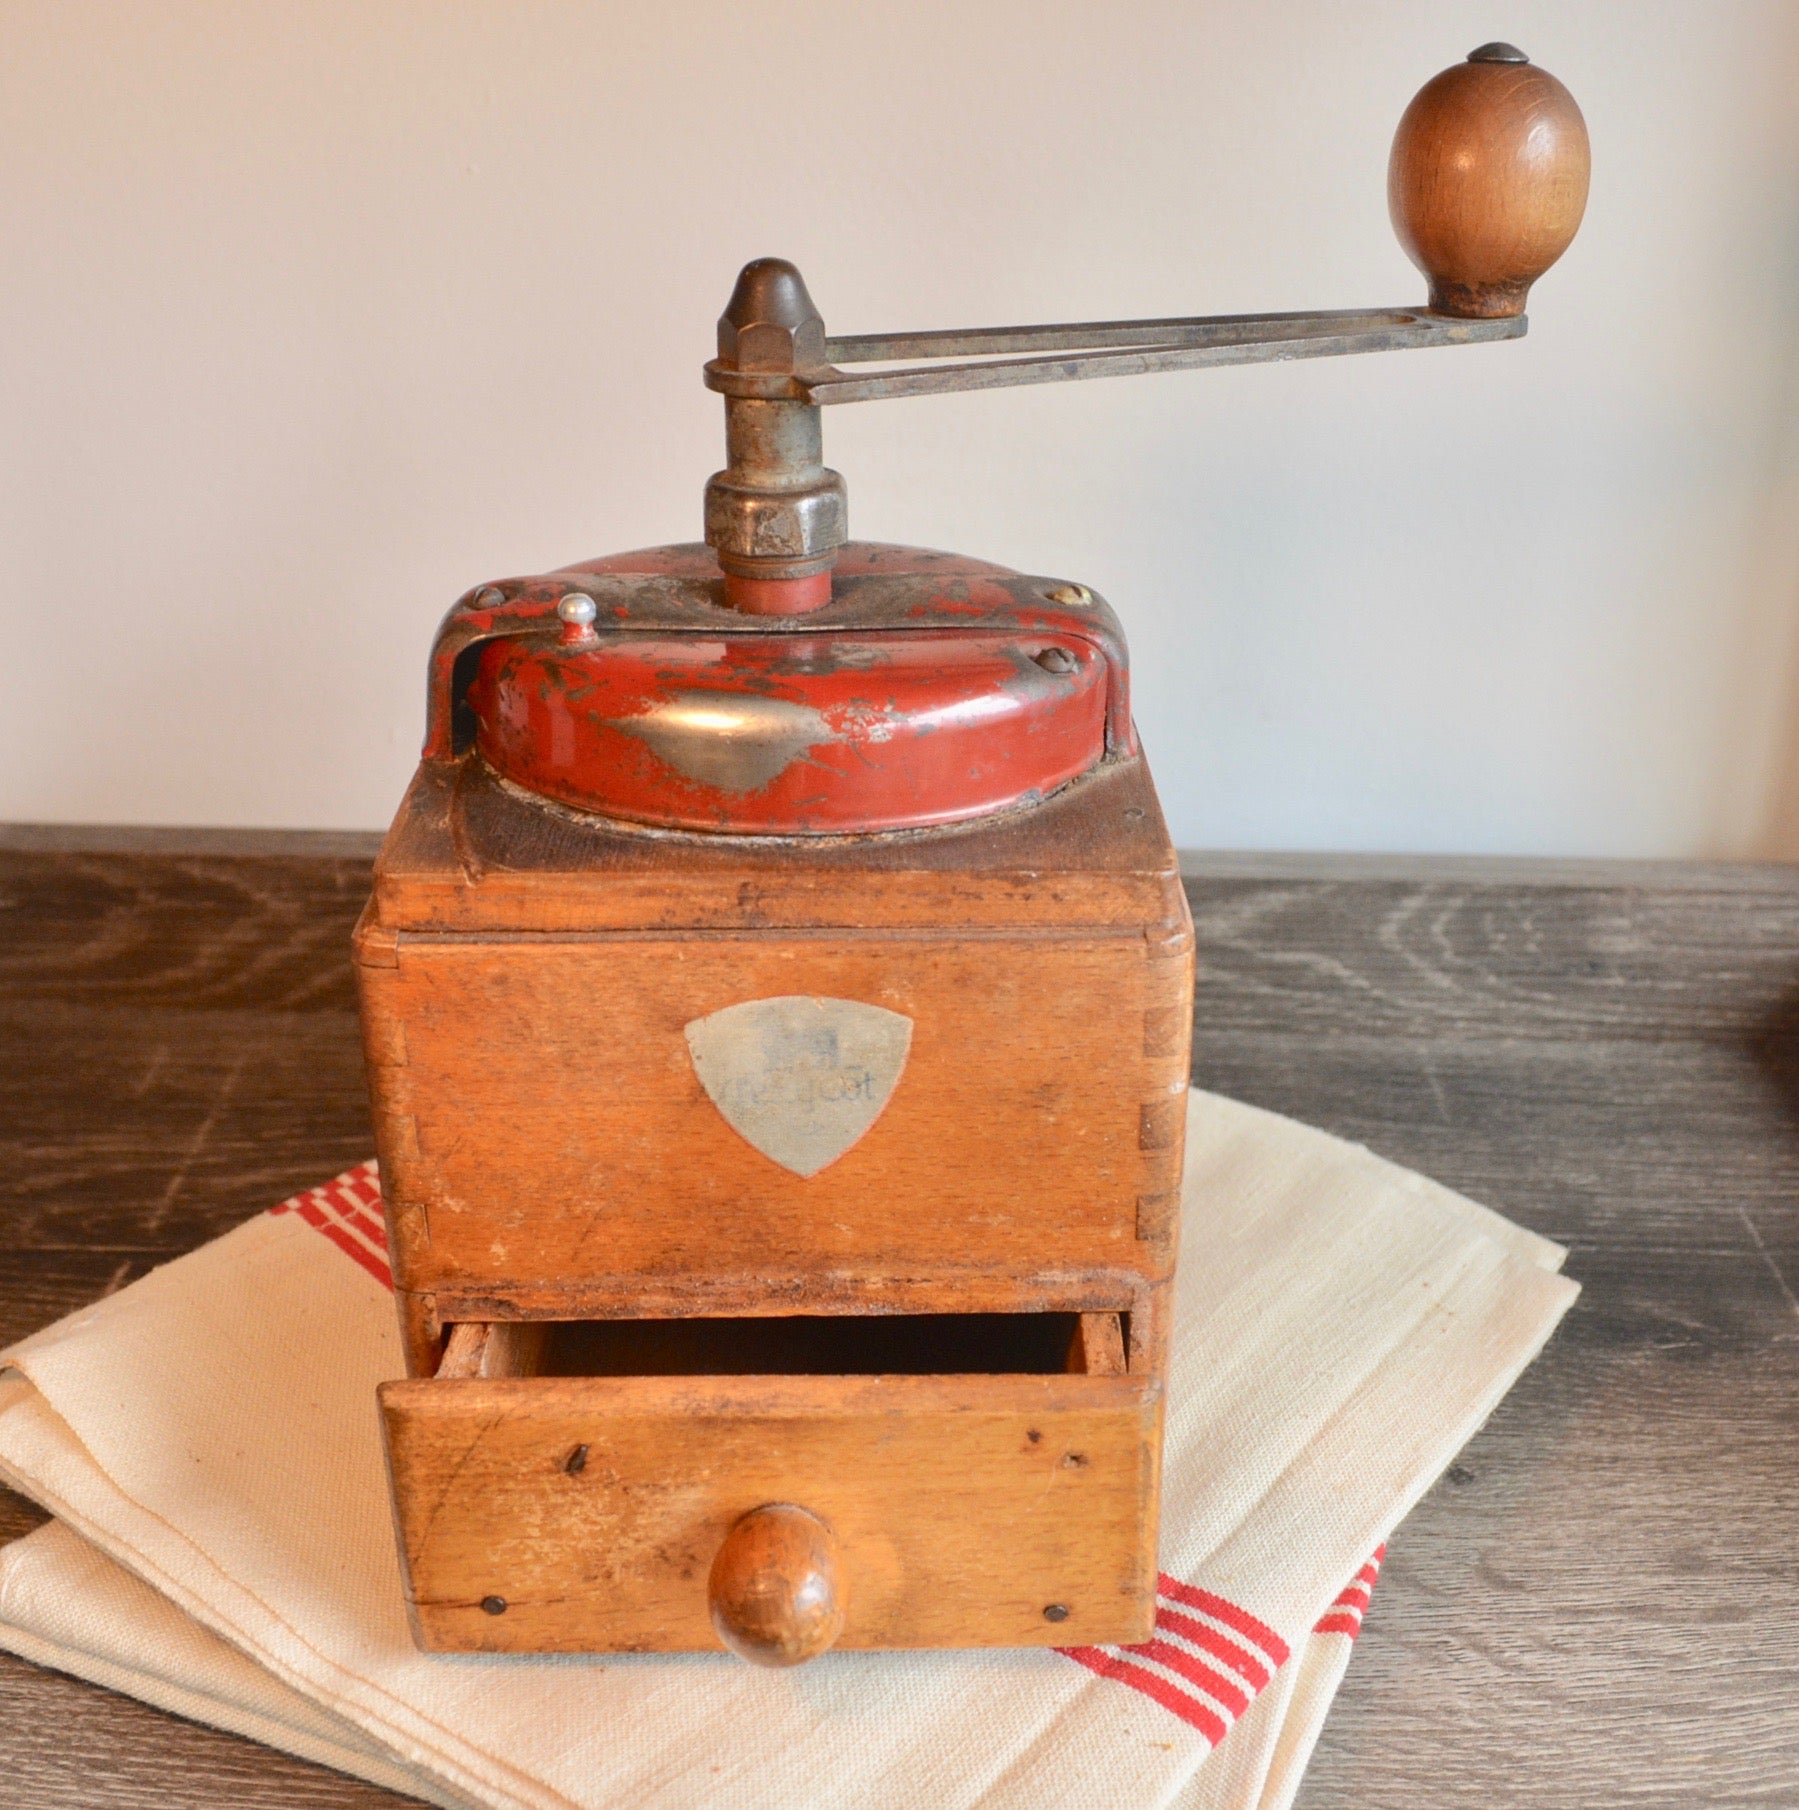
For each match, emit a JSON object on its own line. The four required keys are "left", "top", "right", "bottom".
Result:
{"left": 1388, "top": 44, "right": 1590, "bottom": 319}
{"left": 708, "top": 1504, "right": 846, "bottom": 1666}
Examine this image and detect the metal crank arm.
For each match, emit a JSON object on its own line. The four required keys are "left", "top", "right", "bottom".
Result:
{"left": 698, "top": 42, "right": 1588, "bottom": 611}
{"left": 705, "top": 307, "right": 1524, "bottom": 406}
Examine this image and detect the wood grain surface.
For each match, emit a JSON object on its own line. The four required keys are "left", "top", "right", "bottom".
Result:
{"left": 1, "top": 831, "right": 1796, "bottom": 1805}
{"left": 1387, "top": 49, "right": 1590, "bottom": 319}
{"left": 361, "top": 751, "right": 1190, "bottom": 1377}
{"left": 706, "top": 1502, "right": 846, "bottom": 1668}
{"left": 365, "top": 933, "right": 1180, "bottom": 1315}
{"left": 381, "top": 1369, "right": 1158, "bottom": 1653}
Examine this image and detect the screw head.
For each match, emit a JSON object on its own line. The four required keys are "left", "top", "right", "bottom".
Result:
{"left": 1467, "top": 41, "right": 1528, "bottom": 63}
{"left": 1043, "top": 1603, "right": 1070, "bottom": 1623}
{"left": 558, "top": 591, "right": 597, "bottom": 626}
{"left": 1034, "top": 646, "right": 1079, "bottom": 675}
{"left": 480, "top": 1595, "right": 507, "bottom": 1616}
{"left": 473, "top": 585, "right": 505, "bottom": 610}
{"left": 1045, "top": 583, "right": 1092, "bottom": 608}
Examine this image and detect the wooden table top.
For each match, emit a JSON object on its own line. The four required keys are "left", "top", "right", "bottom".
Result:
{"left": 1, "top": 829, "right": 1795, "bottom": 1807}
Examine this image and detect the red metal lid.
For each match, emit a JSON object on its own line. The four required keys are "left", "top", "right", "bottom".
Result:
{"left": 426, "top": 543, "right": 1132, "bottom": 836}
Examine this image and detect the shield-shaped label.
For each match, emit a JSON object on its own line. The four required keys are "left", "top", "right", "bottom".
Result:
{"left": 684, "top": 995, "right": 912, "bottom": 1178}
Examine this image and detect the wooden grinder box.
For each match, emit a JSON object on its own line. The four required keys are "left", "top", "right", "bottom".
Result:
{"left": 358, "top": 542, "right": 1193, "bottom": 1663}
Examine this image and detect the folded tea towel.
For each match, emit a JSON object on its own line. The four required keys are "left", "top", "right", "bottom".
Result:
{"left": 0, "top": 1516, "right": 1370, "bottom": 1810}
{"left": 0, "top": 1091, "right": 1576, "bottom": 1809}
{"left": 0, "top": 1518, "right": 477, "bottom": 1808}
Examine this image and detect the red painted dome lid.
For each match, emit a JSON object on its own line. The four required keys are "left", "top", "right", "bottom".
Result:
{"left": 424, "top": 542, "right": 1133, "bottom": 836}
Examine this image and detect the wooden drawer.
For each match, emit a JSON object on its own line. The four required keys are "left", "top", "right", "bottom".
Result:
{"left": 378, "top": 1314, "right": 1162, "bottom": 1655}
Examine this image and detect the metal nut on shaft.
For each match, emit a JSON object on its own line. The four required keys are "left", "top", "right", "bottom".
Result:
{"left": 704, "top": 260, "right": 846, "bottom": 611}
{"left": 703, "top": 394, "right": 845, "bottom": 579}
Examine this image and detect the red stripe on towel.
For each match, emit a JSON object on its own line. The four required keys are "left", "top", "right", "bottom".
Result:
{"left": 326, "top": 1192, "right": 387, "bottom": 1249}
{"left": 1059, "top": 1576, "right": 1291, "bottom": 1738}
{"left": 1156, "top": 1575, "right": 1291, "bottom": 1667}
{"left": 1313, "top": 1547, "right": 1385, "bottom": 1640}
{"left": 1124, "top": 1638, "right": 1251, "bottom": 1716}
{"left": 271, "top": 1166, "right": 393, "bottom": 1290}
{"left": 289, "top": 1198, "right": 393, "bottom": 1290}
{"left": 1061, "top": 1646, "right": 1231, "bottom": 1743}
{"left": 1064, "top": 1548, "right": 1389, "bottom": 1734}
{"left": 1150, "top": 1608, "right": 1272, "bottom": 1689}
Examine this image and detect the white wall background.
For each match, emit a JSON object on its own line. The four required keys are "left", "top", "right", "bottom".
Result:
{"left": 3, "top": 1, "right": 1797, "bottom": 855}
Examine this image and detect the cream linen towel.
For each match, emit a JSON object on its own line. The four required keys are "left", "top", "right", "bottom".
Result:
{"left": 0, "top": 1517, "right": 1370, "bottom": 1810}
{"left": 0, "top": 1091, "right": 1577, "bottom": 1809}
{"left": 0, "top": 1519, "right": 477, "bottom": 1809}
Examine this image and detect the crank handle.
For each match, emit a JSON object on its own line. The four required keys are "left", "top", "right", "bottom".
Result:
{"left": 700, "top": 44, "right": 1589, "bottom": 609}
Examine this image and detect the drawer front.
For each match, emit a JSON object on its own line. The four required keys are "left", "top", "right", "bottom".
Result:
{"left": 379, "top": 1370, "right": 1161, "bottom": 1653}
{"left": 360, "top": 930, "right": 1191, "bottom": 1310}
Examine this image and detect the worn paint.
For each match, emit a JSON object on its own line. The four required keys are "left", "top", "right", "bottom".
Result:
{"left": 612, "top": 691, "right": 839, "bottom": 794}
{"left": 469, "top": 627, "right": 1108, "bottom": 833}
{"left": 431, "top": 542, "right": 1129, "bottom": 832}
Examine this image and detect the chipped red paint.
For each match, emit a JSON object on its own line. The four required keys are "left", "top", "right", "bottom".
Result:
{"left": 424, "top": 542, "right": 1129, "bottom": 833}
{"left": 470, "top": 628, "right": 1108, "bottom": 833}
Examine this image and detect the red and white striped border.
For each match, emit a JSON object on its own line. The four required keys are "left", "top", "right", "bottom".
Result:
{"left": 273, "top": 1163, "right": 1387, "bottom": 1741}
{"left": 1313, "top": 1543, "right": 1385, "bottom": 1640}
{"left": 1060, "top": 1574, "right": 1292, "bottom": 1742}
{"left": 1060, "top": 1547, "right": 1384, "bottom": 1741}
{"left": 269, "top": 1161, "right": 391, "bottom": 1291}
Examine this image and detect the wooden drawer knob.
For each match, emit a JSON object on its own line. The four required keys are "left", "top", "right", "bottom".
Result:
{"left": 1389, "top": 44, "right": 1589, "bottom": 319}
{"left": 708, "top": 1504, "right": 845, "bottom": 1666}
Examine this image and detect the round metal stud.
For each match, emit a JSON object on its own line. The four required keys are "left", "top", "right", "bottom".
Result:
{"left": 557, "top": 592, "right": 598, "bottom": 627}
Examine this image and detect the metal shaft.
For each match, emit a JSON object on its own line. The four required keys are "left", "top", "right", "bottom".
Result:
{"left": 702, "top": 263, "right": 845, "bottom": 606}
{"left": 701, "top": 258, "right": 1526, "bottom": 607}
